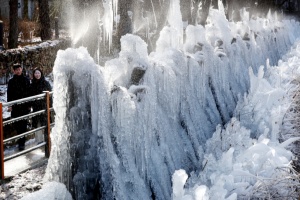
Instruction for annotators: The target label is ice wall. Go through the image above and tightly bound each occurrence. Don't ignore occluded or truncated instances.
[45,8,300,200]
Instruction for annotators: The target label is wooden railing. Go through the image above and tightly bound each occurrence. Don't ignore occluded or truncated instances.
[0,91,54,179]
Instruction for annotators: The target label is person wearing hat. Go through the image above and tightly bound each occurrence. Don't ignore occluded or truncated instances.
[7,64,31,151]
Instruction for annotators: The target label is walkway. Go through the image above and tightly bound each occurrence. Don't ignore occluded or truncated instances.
[4,145,47,178]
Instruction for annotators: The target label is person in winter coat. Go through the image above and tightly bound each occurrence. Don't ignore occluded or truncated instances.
[7,64,31,151]
[29,68,52,144]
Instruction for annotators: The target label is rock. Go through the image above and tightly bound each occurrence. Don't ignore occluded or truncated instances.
[193,42,203,52]
[130,66,146,85]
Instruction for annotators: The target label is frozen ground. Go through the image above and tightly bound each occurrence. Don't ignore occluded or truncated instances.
[0,164,46,200]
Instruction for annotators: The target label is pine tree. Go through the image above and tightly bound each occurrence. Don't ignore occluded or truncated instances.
[23,0,29,19]
[115,0,133,51]
[38,0,51,40]
[8,0,18,49]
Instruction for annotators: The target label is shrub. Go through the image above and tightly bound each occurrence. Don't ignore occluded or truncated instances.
[18,19,40,43]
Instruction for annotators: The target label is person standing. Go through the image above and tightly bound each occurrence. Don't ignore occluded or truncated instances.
[7,64,31,151]
[30,68,52,144]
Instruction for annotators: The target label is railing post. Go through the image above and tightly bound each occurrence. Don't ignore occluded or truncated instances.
[45,91,51,157]
[0,103,4,179]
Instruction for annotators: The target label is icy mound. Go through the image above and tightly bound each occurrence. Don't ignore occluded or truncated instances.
[172,40,300,199]
[20,182,72,200]
[44,8,300,200]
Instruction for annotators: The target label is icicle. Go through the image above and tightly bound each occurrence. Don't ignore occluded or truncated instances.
[102,1,114,52]
[150,0,158,29]
[113,0,118,21]
[167,0,183,49]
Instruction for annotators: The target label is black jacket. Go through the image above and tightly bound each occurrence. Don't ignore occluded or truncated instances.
[30,77,52,112]
[7,74,31,118]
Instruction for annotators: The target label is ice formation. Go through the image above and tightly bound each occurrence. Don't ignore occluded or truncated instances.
[41,2,300,200]
[21,182,72,200]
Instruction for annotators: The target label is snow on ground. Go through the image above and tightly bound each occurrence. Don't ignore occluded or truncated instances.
[0,164,46,200]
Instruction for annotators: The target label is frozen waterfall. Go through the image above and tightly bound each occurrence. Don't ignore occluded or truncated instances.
[43,7,300,200]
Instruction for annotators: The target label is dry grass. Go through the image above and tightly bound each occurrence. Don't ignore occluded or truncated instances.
[0,18,40,48]
[18,19,40,43]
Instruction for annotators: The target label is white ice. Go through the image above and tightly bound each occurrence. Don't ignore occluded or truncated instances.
[21,4,300,200]
[20,182,72,200]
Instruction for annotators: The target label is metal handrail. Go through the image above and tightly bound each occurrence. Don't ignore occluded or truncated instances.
[4,126,46,143]
[0,91,54,179]
[3,109,54,124]
[3,91,53,107]
[4,142,46,162]
[3,110,45,125]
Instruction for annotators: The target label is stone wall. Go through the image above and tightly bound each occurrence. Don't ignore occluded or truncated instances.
[0,39,71,84]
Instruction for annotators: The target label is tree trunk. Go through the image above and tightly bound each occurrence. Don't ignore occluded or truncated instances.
[199,0,211,26]
[191,0,200,25]
[180,0,192,24]
[8,0,18,49]
[38,0,51,40]
[115,0,133,51]
[132,0,144,33]
[256,0,276,16]
[131,0,169,52]
[70,0,104,59]
[23,0,29,19]
[148,0,170,52]
[226,0,242,21]
[32,1,39,22]
[211,0,218,9]
[84,1,102,57]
